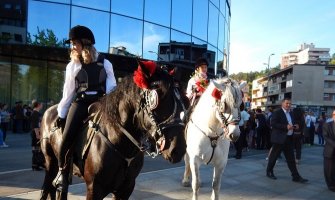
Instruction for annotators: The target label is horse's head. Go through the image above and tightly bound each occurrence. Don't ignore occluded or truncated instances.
[133,61,186,163]
[208,77,243,142]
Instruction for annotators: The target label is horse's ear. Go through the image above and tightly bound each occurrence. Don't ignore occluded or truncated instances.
[133,60,157,89]
[139,61,156,77]
[212,79,225,91]
[239,80,247,90]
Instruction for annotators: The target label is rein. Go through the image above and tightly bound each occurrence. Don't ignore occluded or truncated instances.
[189,118,221,165]
[88,112,144,166]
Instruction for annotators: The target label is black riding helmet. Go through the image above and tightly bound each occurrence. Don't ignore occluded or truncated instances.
[65,25,95,45]
[195,58,208,69]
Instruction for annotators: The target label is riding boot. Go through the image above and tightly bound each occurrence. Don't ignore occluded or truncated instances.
[52,167,69,193]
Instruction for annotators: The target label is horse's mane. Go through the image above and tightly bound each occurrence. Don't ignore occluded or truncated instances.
[202,77,242,109]
[99,75,141,130]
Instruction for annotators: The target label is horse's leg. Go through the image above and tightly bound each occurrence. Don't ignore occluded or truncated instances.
[211,164,225,200]
[182,153,191,187]
[40,153,58,200]
[189,157,201,200]
[86,183,106,200]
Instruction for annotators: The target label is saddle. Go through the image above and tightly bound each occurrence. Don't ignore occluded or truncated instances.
[52,102,102,173]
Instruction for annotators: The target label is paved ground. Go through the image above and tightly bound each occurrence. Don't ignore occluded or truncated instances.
[2,144,334,200]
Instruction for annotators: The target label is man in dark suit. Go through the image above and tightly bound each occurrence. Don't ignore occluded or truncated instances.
[266,98,308,183]
[322,110,335,192]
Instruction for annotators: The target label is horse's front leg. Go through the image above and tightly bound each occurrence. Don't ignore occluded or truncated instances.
[189,157,201,200]
[211,165,224,200]
[182,153,191,187]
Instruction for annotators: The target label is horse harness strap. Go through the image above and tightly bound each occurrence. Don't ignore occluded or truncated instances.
[189,118,221,165]
[88,112,136,167]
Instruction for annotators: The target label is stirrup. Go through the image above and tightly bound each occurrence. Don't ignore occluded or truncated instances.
[52,169,69,193]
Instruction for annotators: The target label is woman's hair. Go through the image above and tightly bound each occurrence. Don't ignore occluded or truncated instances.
[70,39,98,64]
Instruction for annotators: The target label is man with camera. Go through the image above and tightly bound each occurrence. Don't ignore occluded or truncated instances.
[266,98,308,183]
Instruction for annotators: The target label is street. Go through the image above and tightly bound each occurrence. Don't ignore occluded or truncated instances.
[0,132,185,197]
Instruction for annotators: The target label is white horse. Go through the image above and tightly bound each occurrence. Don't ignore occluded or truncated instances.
[181,77,243,200]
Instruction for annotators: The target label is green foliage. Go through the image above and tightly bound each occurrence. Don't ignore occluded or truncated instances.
[229,64,281,93]
[330,53,335,65]
[27,27,67,48]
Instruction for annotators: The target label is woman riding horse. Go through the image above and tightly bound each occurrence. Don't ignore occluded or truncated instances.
[52,25,117,193]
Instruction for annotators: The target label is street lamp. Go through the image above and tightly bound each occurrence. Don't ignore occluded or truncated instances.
[148,50,163,61]
[265,53,275,109]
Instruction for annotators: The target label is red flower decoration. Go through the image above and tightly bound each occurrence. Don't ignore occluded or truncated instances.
[195,79,209,93]
[133,61,157,89]
[211,88,222,100]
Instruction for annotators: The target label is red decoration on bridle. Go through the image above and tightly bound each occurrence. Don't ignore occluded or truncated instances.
[133,61,157,89]
[211,88,222,100]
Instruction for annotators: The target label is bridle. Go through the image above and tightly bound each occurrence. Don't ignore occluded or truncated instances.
[215,100,241,136]
[139,80,186,157]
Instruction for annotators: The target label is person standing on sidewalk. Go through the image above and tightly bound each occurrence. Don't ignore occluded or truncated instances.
[322,109,335,192]
[266,98,308,183]
[30,101,44,170]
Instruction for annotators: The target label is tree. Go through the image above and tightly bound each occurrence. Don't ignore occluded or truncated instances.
[330,53,335,65]
[27,27,67,48]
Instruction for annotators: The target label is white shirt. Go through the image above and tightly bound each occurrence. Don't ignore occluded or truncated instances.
[282,108,293,135]
[57,59,117,118]
[186,77,196,99]
[238,110,250,126]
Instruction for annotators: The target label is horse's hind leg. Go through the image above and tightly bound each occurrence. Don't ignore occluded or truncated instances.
[40,154,58,200]
[182,153,191,187]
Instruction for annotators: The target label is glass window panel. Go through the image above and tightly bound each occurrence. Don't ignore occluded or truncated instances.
[171,0,192,33]
[143,22,170,61]
[217,51,226,72]
[47,61,66,108]
[71,6,110,52]
[218,14,225,52]
[11,58,48,106]
[43,0,70,4]
[192,0,208,41]
[170,30,191,62]
[208,3,218,47]
[211,0,219,8]
[110,14,143,57]
[111,0,143,19]
[144,0,171,27]
[220,0,226,14]
[0,56,11,104]
[72,0,110,11]
[191,36,208,62]
[207,45,217,71]
[28,1,70,46]
[171,30,191,43]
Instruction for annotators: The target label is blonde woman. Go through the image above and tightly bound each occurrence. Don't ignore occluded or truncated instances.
[53,25,117,192]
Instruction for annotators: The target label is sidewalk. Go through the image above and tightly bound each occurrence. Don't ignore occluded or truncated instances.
[4,145,333,200]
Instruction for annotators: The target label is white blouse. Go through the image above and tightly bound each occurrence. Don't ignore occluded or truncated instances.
[57,59,117,118]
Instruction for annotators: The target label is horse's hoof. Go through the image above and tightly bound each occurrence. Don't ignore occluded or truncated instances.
[181,180,191,187]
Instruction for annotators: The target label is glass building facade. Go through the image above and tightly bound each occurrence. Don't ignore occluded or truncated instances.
[0,0,231,109]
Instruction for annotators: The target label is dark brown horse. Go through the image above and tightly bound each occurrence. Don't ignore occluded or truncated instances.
[39,61,187,200]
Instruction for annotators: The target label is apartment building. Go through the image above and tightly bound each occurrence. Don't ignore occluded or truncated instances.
[281,43,330,69]
[251,64,335,117]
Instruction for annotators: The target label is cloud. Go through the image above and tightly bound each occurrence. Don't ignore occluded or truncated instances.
[229,42,268,74]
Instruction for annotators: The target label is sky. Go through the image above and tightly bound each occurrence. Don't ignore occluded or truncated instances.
[229,0,335,74]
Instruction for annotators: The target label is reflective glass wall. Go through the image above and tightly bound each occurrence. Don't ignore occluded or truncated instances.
[27,0,231,72]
